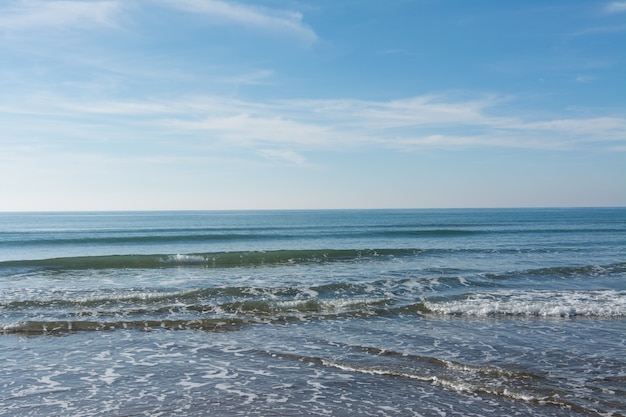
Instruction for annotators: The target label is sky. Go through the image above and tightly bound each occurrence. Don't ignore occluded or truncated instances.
[0,0,624,211]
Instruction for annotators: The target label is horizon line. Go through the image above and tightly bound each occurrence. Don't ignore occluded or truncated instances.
[1,206,624,214]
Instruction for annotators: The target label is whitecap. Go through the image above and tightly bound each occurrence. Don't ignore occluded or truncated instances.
[425,290,626,317]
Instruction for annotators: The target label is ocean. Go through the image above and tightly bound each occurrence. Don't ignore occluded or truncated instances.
[0,208,624,416]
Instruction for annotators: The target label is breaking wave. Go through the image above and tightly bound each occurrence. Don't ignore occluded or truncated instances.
[425,290,626,317]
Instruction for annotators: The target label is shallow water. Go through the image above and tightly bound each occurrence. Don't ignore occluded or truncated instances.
[1,209,625,416]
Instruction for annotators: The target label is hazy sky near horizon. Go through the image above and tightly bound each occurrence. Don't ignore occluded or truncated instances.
[1,0,625,211]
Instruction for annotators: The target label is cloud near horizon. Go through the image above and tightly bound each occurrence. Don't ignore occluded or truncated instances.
[2,93,624,160]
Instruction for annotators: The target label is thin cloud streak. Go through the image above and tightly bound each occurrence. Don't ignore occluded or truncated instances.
[222,70,275,86]
[168,114,335,147]
[159,0,318,42]
[259,149,308,166]
[2,93,625,155]
[0,0,122,31]
[605,1,626,13]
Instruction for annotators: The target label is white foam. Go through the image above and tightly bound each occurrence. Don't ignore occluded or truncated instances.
[100,368,120,385]
[319,297,389,311]
[425,290,626,317]
[215,383,258,405]
[177,374,210,390]
[200,365,235,379]
[164,254,207,264]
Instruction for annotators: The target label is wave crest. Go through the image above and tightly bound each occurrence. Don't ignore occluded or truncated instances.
[425,290,626,317]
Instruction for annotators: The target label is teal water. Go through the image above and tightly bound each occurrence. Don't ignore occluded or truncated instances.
[1,209,625,416]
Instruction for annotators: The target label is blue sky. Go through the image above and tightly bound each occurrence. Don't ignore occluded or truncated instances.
[0,0,624,210]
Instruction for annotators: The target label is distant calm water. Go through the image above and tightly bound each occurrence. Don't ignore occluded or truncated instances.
[1,209,625,416]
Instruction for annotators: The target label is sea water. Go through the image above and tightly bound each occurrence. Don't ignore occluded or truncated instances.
[1,208,624,416]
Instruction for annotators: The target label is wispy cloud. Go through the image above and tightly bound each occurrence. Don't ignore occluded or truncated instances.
[0,0,122,31]
[168,113,335,147]
[575,75,595,83]
[2,93,625,159]
[605,1,626,13]
[258,149,308,166]
[159,0,317,42]
[222,70,274,85]
[570,24,626,37]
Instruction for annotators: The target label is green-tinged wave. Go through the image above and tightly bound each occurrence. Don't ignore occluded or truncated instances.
[1,298,408,335]
[0,281,394,311]
[0,249,421,271]
[484,262,626,279]
[1,318,246,335]
[0,231,291,247]
[4,286,625,337]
